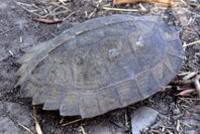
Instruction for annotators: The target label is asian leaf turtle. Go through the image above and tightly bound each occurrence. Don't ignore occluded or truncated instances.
[16,14,185,118]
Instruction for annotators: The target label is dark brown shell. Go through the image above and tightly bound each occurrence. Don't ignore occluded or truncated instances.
[16,15,185,118]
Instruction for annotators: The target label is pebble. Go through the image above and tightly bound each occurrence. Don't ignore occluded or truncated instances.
[131,106,159,134]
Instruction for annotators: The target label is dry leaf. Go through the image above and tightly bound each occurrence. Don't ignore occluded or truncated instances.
[113,0,173,6]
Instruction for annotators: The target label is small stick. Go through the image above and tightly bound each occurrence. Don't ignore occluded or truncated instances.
[113,0,173,6]
[15,1,43,17]
[183,40,200,48]
[187,2,200,7]
[109,120,124,128]
[18,123,34,134]
[166,129,174,134]
[176,120,181,132]
[170,79,193,86]
[183,72,197,80]
[62,118,82,126]
[0,27,15,35]
[80,126,87,134]
[8,50,14,56]
[63,11,76,21]
[33,107,43,134]
[59,117,64,124]
[50,2,71,10]
[41,9,70,18]
[32,18,63,24]
[179,97,200,101]
[179,0,187,5]
[102,6,140,12]
[178,89,195,96]
[178,71,193,76]
[194,75,200,96]
[139,3,147,12]
[125,109,129,131]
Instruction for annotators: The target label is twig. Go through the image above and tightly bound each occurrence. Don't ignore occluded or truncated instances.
[176,120,181,132]
[59,117,64,124]
[113,0,173,6]
[178,0,187,6]
[179,97,200,101]
[15,1,33,7]
[139,3,147,12]
[170,80,192,86]
[183,40,200,48]
[110,120,124,128]
[187,2,200,7]
[178,71,194,76]
[125,109,129,131]
[62,118,82,126]
[42,10,71,18]
[32,18,63,24]
[33,107,43,134]
[148,129,161,133]
[0,27,15,35]
[63,11,76,21]
[50,2,71,11]
[102,6,140,12]
[80,126,87,134]
[15,1,43,17]
[182,72,197,80]
[194,75,200,96]
[8,50,14,56]
[18,123,34,134]
[178,89,195,96]
[166,129,174,134]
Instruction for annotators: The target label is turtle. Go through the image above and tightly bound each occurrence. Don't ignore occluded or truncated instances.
[15,14,185,118]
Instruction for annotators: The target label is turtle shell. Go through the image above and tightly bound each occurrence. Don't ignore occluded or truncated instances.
[16,14,185,118]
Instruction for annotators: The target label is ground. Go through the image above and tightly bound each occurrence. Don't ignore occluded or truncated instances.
[0,0,200,134]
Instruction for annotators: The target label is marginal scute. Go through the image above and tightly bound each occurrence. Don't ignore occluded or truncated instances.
[32,89,46,105]
[43,100,61,111]
[43,86,64,110]
[97,87,121,114]
[16,15,185,118]
[59,93,80,116]
[79,92,101,118]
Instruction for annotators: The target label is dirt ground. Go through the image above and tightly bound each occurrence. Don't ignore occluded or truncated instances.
[0,0,200,134]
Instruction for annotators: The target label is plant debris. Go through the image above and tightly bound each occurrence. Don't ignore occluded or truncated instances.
[33,107,43,134]
[32,18,63,24]
[113,0,173,6]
